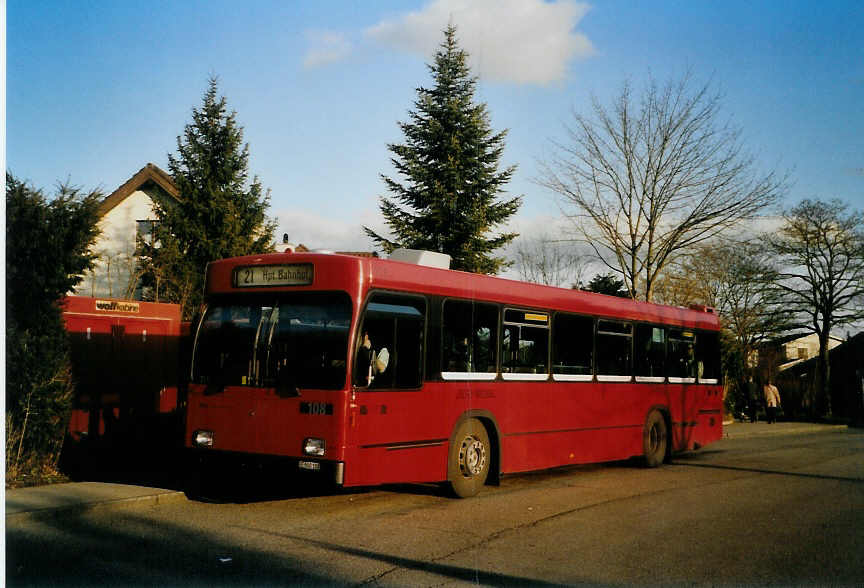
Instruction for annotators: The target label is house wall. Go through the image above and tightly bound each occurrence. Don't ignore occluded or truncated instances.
[781,333,841,363]
[78,186,164,299]
[776,332,864,420]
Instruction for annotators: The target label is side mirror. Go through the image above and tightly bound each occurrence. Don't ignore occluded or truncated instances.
[375,348,390,373]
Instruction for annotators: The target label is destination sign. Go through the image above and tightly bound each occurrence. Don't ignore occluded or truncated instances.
[234,263,314,287]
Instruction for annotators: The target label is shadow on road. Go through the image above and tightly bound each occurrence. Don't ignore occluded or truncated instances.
[8,507,571,586]
[671,459,864,483]
[60,440,186,491]
[183,464,457,504]
[7,508,334,586]
[239,528,571,587]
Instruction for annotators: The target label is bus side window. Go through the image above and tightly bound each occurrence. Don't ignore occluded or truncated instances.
[394,312,424,387]
[695,331,720,382]
[596,320,633,378]
[635,325,666,379]
[442,300,498,375]
[502,309,549,374]
[668,329,696,380]
[552,314,593,377]
[358,294,426,390]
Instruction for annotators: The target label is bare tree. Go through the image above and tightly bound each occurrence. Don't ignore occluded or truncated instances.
[119,238,146,300]
[512,233,586,287]
[770,198,864,416]
[96,248,119,297]
[540,72,784,301]
[656,239,789,353]
[653,239,790,415]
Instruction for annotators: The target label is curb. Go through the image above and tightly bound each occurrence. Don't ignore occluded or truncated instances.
[723,423,847,440]
[6,490,188,524]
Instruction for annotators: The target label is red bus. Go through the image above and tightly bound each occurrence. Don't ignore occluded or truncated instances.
[185,250,722,497]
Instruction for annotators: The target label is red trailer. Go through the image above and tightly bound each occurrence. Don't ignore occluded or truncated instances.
[62,296,182,444]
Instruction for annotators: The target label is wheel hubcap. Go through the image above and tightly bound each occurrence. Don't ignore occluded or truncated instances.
[459,435,487,477]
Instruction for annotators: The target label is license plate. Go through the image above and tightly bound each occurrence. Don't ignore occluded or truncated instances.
[298,461,320,471]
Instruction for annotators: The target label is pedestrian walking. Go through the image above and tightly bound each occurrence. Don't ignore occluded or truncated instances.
[764,381,781,424]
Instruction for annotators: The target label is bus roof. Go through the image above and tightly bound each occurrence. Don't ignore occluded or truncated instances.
[206,252,720,331]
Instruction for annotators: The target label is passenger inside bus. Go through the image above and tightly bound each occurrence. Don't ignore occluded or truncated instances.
[355,330,390,387]
[449,336,471,372]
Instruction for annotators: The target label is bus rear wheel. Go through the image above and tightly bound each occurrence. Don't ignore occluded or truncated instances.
[642,410,668,468]
[448,418,490,498]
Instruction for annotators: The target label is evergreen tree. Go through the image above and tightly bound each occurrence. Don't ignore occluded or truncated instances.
[140,77,276,318]
[582,272,630,297]
[6,174,101,480]
[365,25,521,274]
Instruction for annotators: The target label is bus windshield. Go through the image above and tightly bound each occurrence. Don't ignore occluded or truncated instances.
[192,292,352,391]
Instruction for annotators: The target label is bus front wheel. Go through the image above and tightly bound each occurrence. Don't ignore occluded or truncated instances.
[448,418,490,498]
[642,410,668,468]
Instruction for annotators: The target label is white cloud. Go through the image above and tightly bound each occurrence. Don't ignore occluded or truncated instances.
[365,0,595,85]
[275,208,385,253]
[303,31,353,68]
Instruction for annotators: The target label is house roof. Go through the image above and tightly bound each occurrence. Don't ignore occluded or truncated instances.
[97,163,180,217]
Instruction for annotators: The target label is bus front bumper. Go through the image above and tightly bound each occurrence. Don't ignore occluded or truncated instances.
[185,449,345,486]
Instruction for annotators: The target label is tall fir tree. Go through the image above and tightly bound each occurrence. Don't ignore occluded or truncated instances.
[140,77,276,318]
[365,25,521,274]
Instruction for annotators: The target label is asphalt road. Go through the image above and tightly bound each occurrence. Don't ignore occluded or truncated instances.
[7,427,864,586]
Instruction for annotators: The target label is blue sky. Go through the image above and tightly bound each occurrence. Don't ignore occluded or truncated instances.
[7,0,864,253]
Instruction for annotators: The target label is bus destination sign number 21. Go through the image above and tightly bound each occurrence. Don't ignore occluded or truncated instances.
[234,264,314,287]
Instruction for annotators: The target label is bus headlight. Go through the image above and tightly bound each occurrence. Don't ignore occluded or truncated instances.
[193,429,214,448]
[303,437,326,456]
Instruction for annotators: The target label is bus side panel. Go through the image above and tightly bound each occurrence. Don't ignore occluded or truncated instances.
[666,384,725,451]
[501,428,642,473]
[342,379,724,487]
[496,381,645,474]
[343,386,450,487]
[342,445,448,487]
[691,385,724,449]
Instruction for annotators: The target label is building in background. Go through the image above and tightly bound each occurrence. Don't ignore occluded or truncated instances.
[763,332,844,372]
[78,164,180,299]
[771,332,864,422]
[760,332,854,420]
[79,165,378,300]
